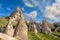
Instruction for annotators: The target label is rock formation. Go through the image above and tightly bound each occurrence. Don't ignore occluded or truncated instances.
[47,22,55,31]
[0,33,17,40]
[55,27,60,32]
[42,19,52,34]
[10,7,20,22]
[4,17,14,36]
[0,27,5,33]
[36,23,42,32]
[4,7,21,36]
[13,7,28,40]
[29,18,38,33]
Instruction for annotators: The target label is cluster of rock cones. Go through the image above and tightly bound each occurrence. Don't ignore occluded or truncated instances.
[0,7,52,40]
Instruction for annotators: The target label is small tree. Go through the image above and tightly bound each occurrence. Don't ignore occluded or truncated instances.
[54,24,58,28]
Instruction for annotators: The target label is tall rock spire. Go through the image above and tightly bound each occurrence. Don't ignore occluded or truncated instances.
[16,7,20,11]
[4,7,21,36]
[42,19,52,34]
[10,7,21,22]
[13,7,28,40]
[29,18,38,33]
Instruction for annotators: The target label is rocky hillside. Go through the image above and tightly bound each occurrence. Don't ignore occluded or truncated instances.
[0,7,60,40]
[0,17,60,40]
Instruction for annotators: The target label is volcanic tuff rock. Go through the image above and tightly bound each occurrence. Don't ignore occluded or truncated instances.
[42,19,52,34]
[0,33,17,40]
[4,17,14,36]
[10,7,20,22]
[4,7,21,36]
[13,7,28,40]
[28,18,38,33]
[55,27,60,32]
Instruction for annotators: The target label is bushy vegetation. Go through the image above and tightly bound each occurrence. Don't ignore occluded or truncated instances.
[0,17,8,27]
[0,17,16,28]
[54,24,58,28]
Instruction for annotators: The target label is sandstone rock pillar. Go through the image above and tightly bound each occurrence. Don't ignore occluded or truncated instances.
[29,18,38,33]
[4,17,14,36]
[13,7,28,40]
[42,19,52,34]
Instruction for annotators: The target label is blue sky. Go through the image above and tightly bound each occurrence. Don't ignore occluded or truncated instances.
[0,0,59,22]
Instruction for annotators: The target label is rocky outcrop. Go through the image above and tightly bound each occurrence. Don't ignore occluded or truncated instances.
[42,19,52,34]
[0,33,17,40]
[47,22,55,31]
[55,27,60,32]
[10,7,20,22]
[4,7,21,36]
[36,23,42,32]
[4,17,14,36]
[0,27,5,33]
[13,7,28,40]
[28,18,38,33]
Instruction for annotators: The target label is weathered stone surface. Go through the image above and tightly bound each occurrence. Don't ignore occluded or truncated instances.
[32,23,38,33]
[47,22,55,31]
[0,33,17,40]
[4,17,14,36]
[28,18,38,33]
[4,7,21,36]
[0,27,5,33]
[36,23,42,32]
[42,19,52,34]
[10,7,20,22]
[55,27,60,32]
[13,7,28,40]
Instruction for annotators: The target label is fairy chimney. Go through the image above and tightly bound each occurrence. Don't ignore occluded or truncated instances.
[4,7,21,36]
[10,7,20,22]
[13,7,28,40]
[29,18,38,33]
[42,19,52,34]
[4,17,14,36]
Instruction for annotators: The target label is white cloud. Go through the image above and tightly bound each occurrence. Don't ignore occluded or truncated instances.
[29,11,37,18]
[6,7,11,11]
[23,0,34,7]
[44,0,60,22]
[24,11,37,19]
[21,7,25,11]
[31,0,40,6]
[23,0,53,12]
[55,0,60,4]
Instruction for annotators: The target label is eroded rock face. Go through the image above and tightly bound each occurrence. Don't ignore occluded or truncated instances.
[10,7,20,22]
[4,17,14,36]
[0,33,17,40]
[55,27,60,32]
[42,20,52,34]
[13,7,28,40]
[4,7,21,36]
[28,18,38,33]
[0,27,5,33]
[32,23,38,33]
